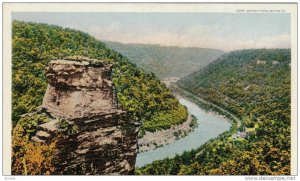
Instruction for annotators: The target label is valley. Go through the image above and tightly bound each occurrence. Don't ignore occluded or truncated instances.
[138,49,291,175]
[10,20,291,175]
[105,41,224,79]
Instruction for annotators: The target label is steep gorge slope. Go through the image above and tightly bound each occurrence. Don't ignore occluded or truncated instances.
[138,49,291,175]
[105,41,224,79]
[12,21,187,132]
[11,21,188,174]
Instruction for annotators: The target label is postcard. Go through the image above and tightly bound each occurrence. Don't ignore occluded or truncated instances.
[2,2,298,177]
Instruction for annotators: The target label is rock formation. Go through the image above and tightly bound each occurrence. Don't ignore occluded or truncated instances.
[31,56,140,175]
[42,56,115,119]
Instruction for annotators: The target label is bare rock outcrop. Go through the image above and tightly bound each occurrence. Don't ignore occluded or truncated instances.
[32,56,140,175]
[42,56,115,119]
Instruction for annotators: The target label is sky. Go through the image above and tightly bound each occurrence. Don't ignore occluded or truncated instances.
[12,12,291,51]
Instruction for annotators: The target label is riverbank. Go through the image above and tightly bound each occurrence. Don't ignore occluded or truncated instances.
[171,84,242,128]
[138,113,198,153]
[136,86,243,167]
[137,84,241,154]
[136,96,231,167]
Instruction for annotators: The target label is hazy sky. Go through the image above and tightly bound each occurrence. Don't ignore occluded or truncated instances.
[12,12,291,51]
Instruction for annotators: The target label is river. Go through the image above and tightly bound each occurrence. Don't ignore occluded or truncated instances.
[135,96,231,168]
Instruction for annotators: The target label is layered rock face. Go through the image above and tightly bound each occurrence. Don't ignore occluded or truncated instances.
[34,56,140,175]
[42,57,115,119]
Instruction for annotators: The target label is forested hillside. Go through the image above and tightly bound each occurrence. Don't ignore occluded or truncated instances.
[138,49,291,175]
[12,21,187,133]
[105,41,224,79]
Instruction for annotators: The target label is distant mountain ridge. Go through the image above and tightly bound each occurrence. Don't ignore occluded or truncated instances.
[105,41,224,79]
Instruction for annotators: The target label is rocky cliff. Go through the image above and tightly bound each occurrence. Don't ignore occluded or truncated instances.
[30,56,140,175]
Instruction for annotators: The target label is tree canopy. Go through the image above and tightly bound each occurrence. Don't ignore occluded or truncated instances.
[138,49,291,175]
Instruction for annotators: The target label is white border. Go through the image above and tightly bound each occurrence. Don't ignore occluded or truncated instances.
[2,2,298,177]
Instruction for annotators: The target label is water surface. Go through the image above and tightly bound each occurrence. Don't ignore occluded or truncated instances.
[136,97,231,167]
